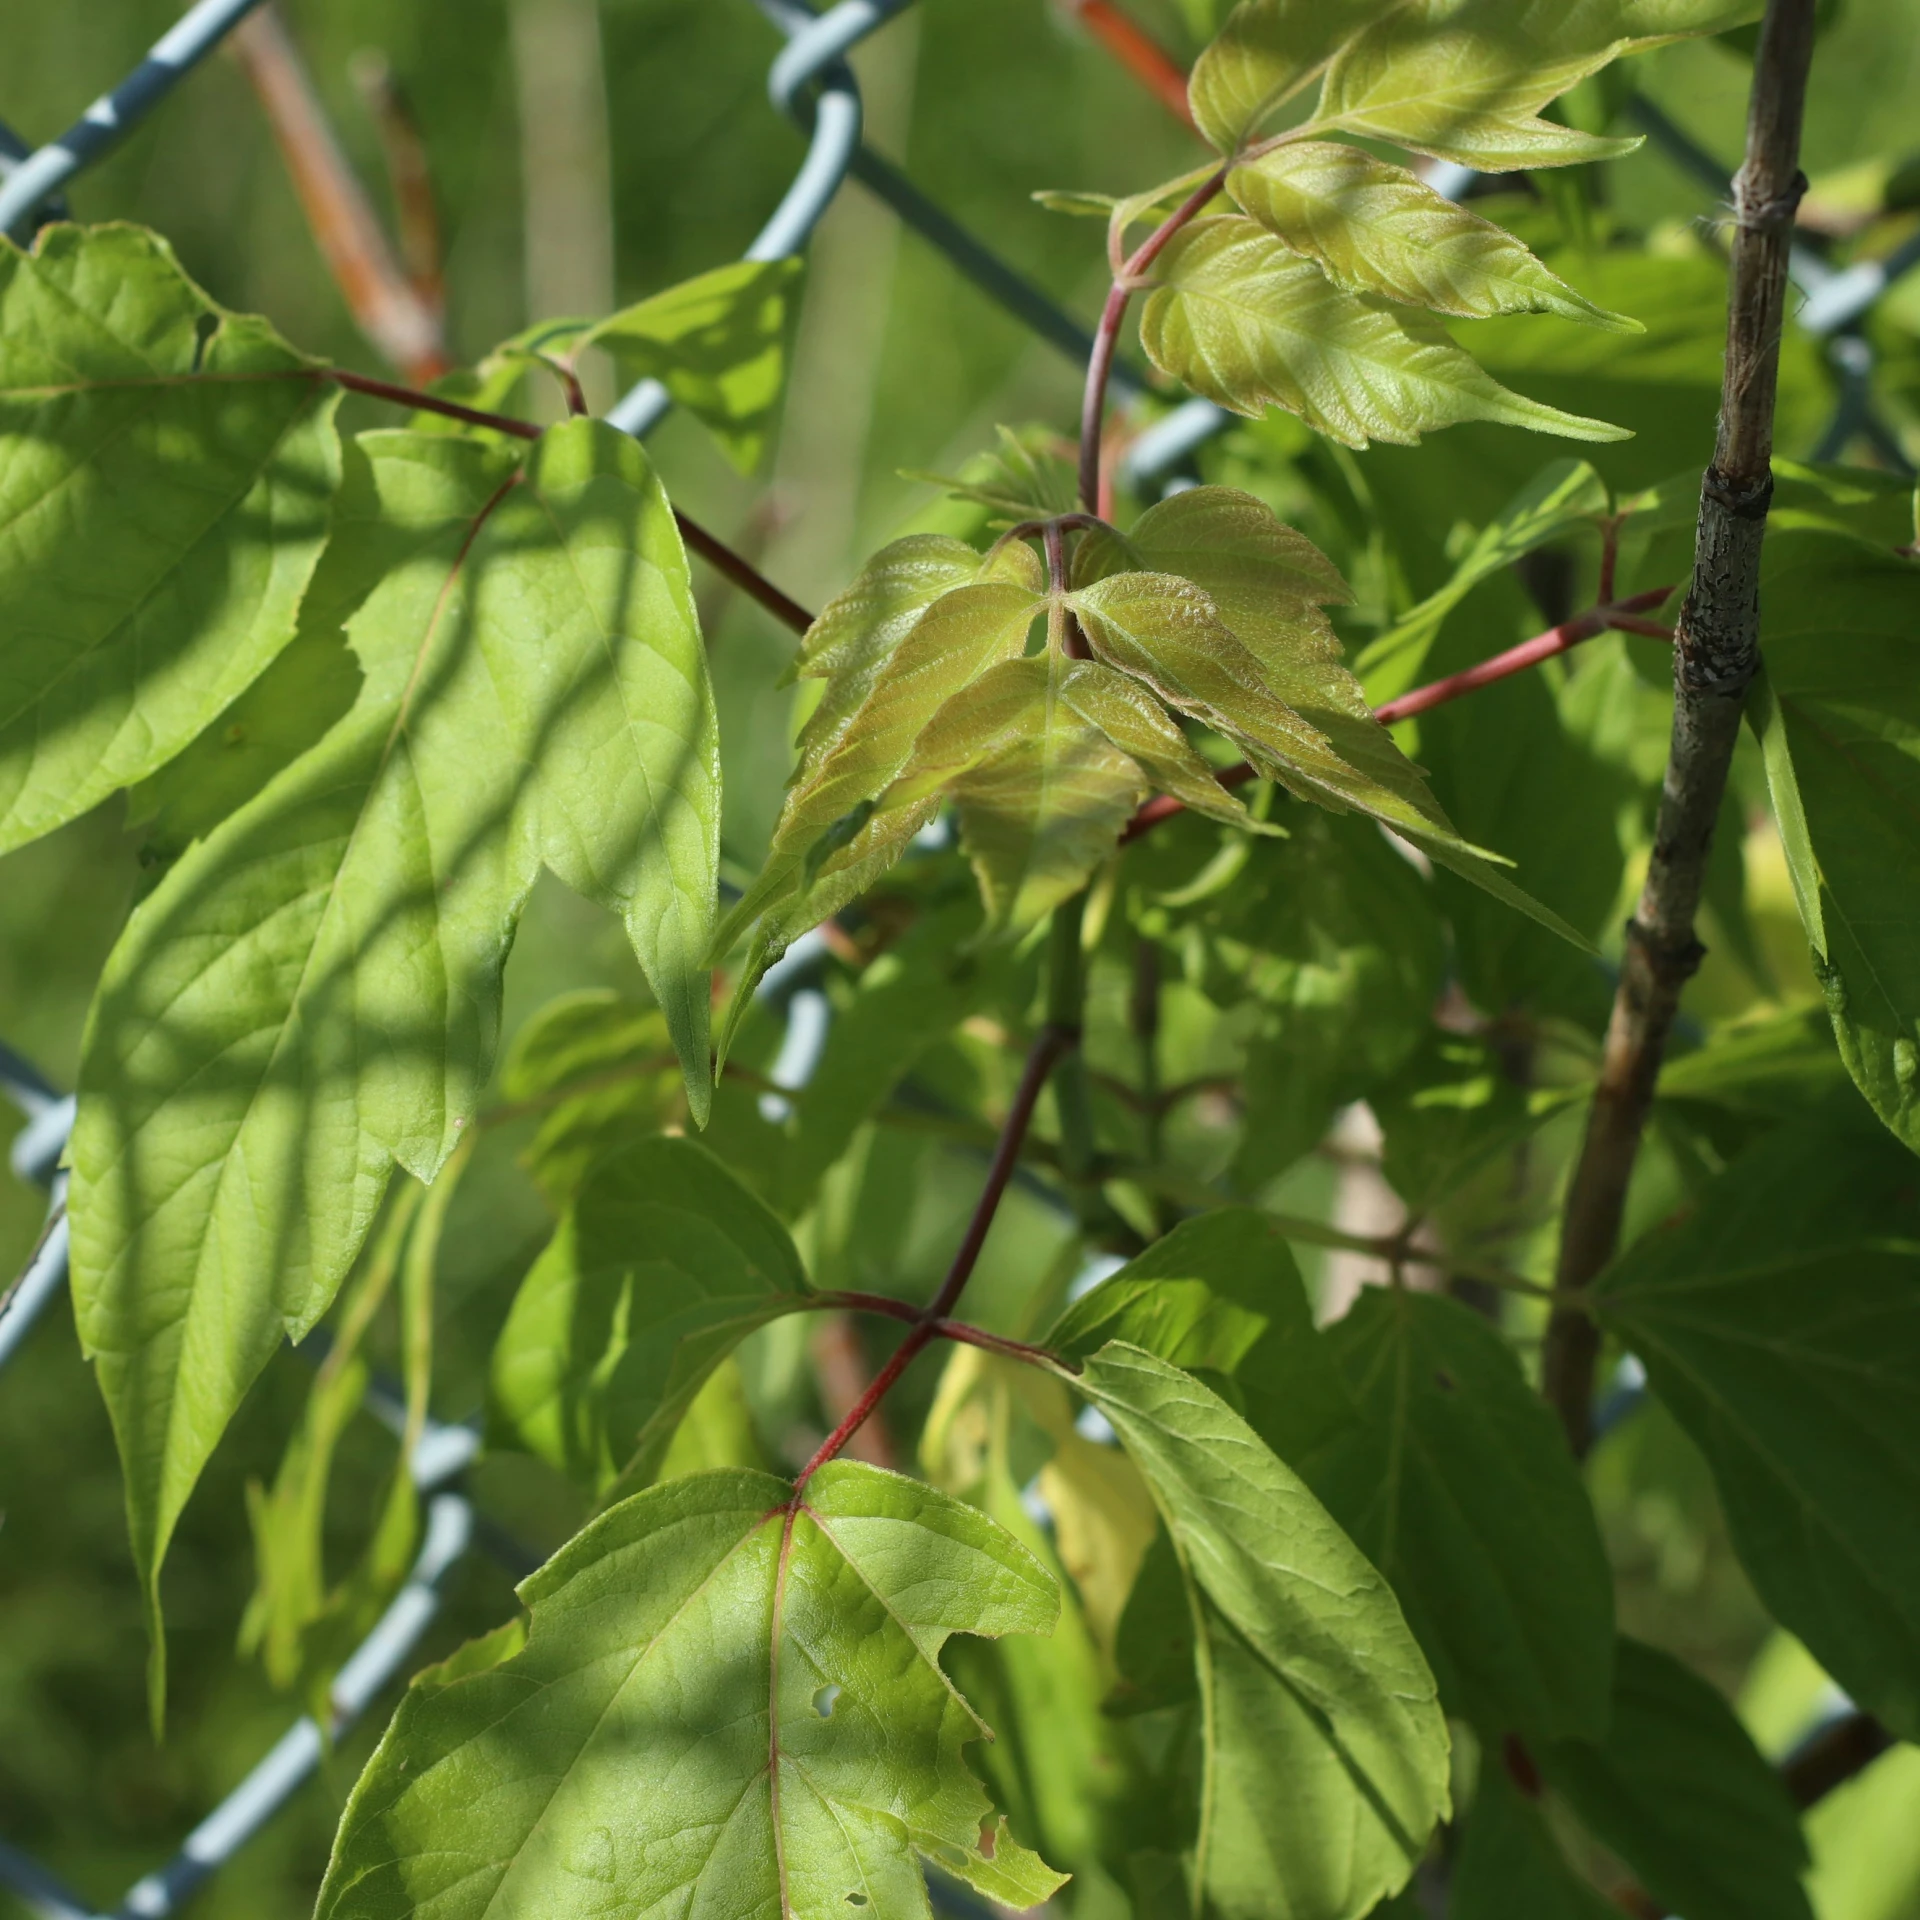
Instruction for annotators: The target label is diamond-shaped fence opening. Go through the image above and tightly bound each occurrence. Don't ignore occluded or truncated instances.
[0,1,1913,1913]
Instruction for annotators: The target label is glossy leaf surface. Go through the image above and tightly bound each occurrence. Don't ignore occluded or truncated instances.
[316,1464,1065,1919]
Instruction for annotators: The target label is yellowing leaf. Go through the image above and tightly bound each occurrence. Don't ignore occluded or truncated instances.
[1229,141,1637,329]
[316,1465,1066,1919]
[1140,217,1629,448]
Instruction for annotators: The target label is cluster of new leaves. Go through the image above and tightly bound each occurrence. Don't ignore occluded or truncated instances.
[0,222,803,1704]
[715,484,1581,1009]
[1112,0,1765,445]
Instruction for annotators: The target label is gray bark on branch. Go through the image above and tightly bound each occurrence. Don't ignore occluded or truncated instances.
[1541,0,1819,1455]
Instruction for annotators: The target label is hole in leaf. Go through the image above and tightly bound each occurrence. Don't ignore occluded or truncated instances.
[813,1684,842,1719]
[190,310,219,373]
[979,1819,998,1859]
[846,1895,868,1907]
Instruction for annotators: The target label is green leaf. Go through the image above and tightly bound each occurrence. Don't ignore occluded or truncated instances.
[1188,0,1404,155]
[1355,459,1610,699]
[70,421,719,1702]
[316,1463,1066,1918]
[716,565,1047,957]
[1451,1764,1618,1920]
[901,424,1080,524]
[496,990,684,1203]
[491,1136,813,1495]
[1310,1,1759,169]
[581,258,802,471]
[1228,142,1637,330]
[1071,565,1595,950]
[1749,532,1920,1152]
[1541,1638,1814,1920]
[1140,218,1630,448]
[1594,1102,1920,1739]
[0,223,341,852]
[1318,1288,1615,1743]
[1074,1342,1450,1920]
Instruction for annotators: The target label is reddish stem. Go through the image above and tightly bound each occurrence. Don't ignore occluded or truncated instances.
[818,1292,1069,1370]
[794,1025,1076,1486]
[1079,166,1227,513]
[1066,0,1195,126]
[1118,587,1678,842]
[326,369,817,636]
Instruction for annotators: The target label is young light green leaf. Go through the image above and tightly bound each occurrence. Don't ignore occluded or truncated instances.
[1355,459,1611,699]
[0,223,340,852]
[1594,1102,1920,1740]
[581,257,802,470]
[1188,0,1406,155]
[1074,1342,1450,1920]
[891,656,1148,931]
[901,425,1080,525]
[316,1464,1066,1919]
[1071,567,1594,949]
[491,1136,813,1495]
[1749,532,1920,1152]
[1140,218,1629,448]
[1541,1638,1815,1920]
[1228,142,1637,329]
[70,422,719,1706]
[714,568,1046,957]
[1451,1765,1619,1920]
[1319,1288,1616,1743]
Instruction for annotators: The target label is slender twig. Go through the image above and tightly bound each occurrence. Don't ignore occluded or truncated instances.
[1062,0,1195,127]
[1081,165,1227,513]
[231,7,448,383]
[807,1313,895,1469]
[1541,0,1818,1456]
[793,1025,1076,1487]
[349,51,445,313]
[325,370,818,636]
[1118,588,1679,843]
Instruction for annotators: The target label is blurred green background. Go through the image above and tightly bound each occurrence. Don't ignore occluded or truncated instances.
[1,1,1918,1913]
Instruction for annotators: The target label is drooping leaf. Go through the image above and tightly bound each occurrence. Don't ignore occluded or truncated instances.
[901,424,1080,524]
[316,1464,1066,1919]
[1594,1101,1920,1739]
[495,990,683,1203]
[1188,0,1405,155]
[0,223,340,852]
[714,562,1047,961]
[70,422,719,1701]
[1139,217,1630,448]
[1355,459,1610,699]
[1073,1342,1450,1920]
[490,1136,814,1495]
[581,257,802,470]
[1541,1638,1815,1920]
[1071,567,1594,948]
[1317,1288,1615,1743]
[1311,1,1762,170]
[1749,532,1920,1152]
[1228,142,1636,330]
[1451,1764,1618,1920]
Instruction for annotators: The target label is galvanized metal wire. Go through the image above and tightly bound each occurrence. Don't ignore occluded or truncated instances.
[0,2,1912,1912]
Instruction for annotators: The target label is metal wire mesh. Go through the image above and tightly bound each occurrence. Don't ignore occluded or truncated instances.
[0,0,1914,1912]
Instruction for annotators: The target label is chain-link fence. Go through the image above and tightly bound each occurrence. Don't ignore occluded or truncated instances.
[0,0,1913,1913]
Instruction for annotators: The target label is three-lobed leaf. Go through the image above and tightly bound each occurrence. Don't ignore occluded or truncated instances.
[0,223,340,853]
[316,1463,1066,1919]
[70,421,719,1701]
